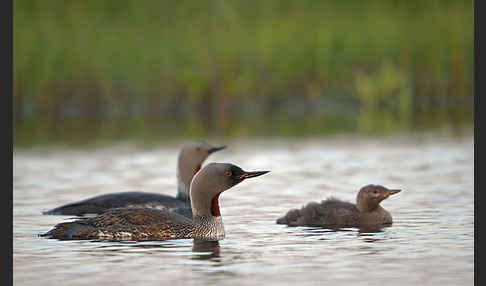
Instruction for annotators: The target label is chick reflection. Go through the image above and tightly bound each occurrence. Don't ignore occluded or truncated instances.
[358,225,386,235]
[191,240,221,261]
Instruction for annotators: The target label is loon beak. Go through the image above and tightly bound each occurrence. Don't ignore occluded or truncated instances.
[387,189,402,196]
[208,145,227,154]
[240,170,270,180]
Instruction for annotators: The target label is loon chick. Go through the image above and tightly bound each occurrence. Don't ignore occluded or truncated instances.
[42,141,226,216]
[41,163,269,241]
[276,185,401,228]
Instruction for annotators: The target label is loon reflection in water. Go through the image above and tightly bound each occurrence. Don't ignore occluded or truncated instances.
[192,240,221,261]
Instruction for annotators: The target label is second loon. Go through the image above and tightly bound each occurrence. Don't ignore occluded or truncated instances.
[42,141,226,216]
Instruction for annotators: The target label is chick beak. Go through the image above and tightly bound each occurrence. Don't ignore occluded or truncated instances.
[239,171,270,180]
[385,189,402,198]
[388,189,402,195]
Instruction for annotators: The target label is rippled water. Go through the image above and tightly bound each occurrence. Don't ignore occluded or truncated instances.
[13,133,474,286]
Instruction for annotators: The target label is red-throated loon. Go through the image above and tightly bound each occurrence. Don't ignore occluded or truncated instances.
[42,141,226,216]
[41,163,269,241]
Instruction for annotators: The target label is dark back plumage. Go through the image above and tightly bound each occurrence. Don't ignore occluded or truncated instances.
[41,208,193,240]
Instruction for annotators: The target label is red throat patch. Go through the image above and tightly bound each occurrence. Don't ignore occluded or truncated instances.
[194,164,201,175]
[211,193,221,217]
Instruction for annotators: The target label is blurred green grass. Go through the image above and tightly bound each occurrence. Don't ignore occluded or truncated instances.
[13,0,473,146]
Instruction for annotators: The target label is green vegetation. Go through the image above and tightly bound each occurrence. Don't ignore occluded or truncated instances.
[13,0,473,146]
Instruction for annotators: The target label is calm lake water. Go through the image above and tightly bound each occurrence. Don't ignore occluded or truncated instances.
[13,133,474,286]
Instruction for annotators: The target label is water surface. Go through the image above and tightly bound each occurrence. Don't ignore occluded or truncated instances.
[13,133,474,285]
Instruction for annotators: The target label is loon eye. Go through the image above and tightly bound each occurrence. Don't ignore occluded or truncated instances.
[225,170,232,177]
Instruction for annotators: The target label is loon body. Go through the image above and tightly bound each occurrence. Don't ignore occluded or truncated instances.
[42,163,269,241]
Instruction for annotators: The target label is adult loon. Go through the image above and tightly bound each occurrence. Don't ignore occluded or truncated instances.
[42,141,226,216]
[41,163,269,241]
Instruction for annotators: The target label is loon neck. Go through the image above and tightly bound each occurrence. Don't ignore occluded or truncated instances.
[356,193,381,212]
[190,184,222,218]
[176,182,190,202]
[357,202,384,213]
[176,170,191,202]
[191,215,225,241]
[176,164,202,202]
[190,188,225,240]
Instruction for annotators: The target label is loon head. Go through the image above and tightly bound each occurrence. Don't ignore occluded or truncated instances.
[177,141,226,200]
[356,184,401,212]
[189,162,269,217]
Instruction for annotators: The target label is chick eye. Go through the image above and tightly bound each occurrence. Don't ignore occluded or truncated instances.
[196,147,201,151]
[225,171,232,177]
[373,190,378,194]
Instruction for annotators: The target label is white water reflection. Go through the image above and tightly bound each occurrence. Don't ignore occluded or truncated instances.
[13,133,474,286]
